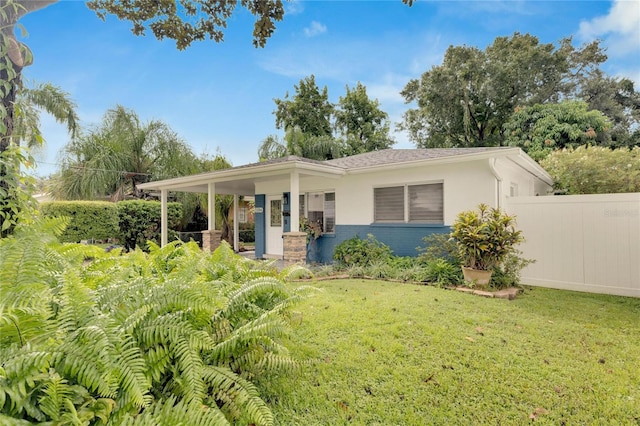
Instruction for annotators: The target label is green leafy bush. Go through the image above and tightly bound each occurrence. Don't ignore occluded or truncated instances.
[117,200,182,251]
[0,218,311,425]
[541,145,640,194]
[417,233,460,265]
[333,234,393,268]
[39,200,119,242]
[0,146,37,237]
[451,204,524,271]
[490,249,535,289]
[424,258,463,287]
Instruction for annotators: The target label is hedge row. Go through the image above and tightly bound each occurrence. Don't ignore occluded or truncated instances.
[39,200,182,250]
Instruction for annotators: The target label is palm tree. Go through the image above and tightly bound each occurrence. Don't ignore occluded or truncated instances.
[257,126,344,161]
[52,105,196,201]
[12,82,79,149]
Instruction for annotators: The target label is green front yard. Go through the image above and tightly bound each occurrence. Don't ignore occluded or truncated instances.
[258,279,640,425]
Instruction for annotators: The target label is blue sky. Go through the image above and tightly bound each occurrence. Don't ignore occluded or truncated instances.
[19,0,640,176]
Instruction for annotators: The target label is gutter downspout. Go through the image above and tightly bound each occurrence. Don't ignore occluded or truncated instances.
[489,158,503,209]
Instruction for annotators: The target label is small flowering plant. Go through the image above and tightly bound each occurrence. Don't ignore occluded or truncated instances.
[300,217,322,243]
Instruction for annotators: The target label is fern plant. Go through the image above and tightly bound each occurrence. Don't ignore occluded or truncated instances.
[1,220,311,425]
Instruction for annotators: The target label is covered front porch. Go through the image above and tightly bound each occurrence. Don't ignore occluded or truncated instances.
[137,156,344,264]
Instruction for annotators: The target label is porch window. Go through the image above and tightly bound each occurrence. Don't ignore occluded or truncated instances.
[304,192,335,233]
[270,200,281,227]
[374,183,443,224]
[238,207,247,224]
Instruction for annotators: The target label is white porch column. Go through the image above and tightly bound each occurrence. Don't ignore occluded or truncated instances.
[160,189,168,246]
[233,193,239,252]
[208,183,216,230]
[203,183,222,252]
[290,170,300,232]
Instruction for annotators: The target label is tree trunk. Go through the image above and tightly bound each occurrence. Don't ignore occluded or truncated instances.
[1,0,58,152]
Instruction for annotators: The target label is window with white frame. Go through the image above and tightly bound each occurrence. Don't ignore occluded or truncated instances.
[374,183,443,224]
[238,207,247,224]
[301,191,335,233]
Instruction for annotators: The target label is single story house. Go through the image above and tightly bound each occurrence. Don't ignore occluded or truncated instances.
[137,147,552,263]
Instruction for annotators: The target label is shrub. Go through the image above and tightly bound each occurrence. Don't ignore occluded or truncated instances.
[0,218,311,425]
[333,234,393,268]
[424,258,463,287]
[490,249,535,289]
[541,145,640,194]
[451,204,524,271]
[39,201,119,242]
[418,233,460,265]
[116,200,182,251]
[238,221,256,242]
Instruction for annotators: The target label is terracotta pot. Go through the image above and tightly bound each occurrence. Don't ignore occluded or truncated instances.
[462,266,493,287]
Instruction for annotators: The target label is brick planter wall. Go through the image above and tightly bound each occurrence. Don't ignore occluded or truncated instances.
[202,230,222,252]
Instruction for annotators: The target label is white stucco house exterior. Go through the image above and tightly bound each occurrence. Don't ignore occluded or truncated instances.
[138,147,552,263]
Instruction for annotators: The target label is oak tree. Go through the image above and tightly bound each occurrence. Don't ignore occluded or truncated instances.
[400,33,607,148]
[335,82,395,155]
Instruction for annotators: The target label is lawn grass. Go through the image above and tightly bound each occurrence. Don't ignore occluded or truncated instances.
[256,280,640,425]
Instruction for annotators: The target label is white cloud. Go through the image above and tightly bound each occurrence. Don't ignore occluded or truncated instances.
[304,21,327,38]
[365,73,412,104]
[578,0,640,55]
[286,0,304,15]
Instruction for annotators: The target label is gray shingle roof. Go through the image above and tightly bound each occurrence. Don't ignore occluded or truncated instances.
[231,155,330,170]
[324,148,510,169]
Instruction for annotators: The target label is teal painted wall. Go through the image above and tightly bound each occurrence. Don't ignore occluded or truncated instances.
[313,224,451,264]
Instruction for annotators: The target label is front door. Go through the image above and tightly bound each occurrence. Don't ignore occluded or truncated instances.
[265,195,283,257]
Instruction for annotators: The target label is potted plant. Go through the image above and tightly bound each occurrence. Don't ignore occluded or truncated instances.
[451,204,524,287]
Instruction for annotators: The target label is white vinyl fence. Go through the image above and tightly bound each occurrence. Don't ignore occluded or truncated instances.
[505,193,640,298]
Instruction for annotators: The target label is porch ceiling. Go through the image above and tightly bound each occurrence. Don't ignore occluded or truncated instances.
[159,175,290,195]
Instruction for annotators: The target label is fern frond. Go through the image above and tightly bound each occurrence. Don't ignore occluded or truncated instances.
[0,306,55,347]
[38,373,72,420]
[0,347,54,420]
[0,413,33,425]
[202,365,273,426]
[208,316,287,365]
[55,337,117,398]
[171,335,205,405]
[277,263,312,281]
[222,278,291,323]
[144,345,171,383]
[119,397,231,426]
[111,336,152,411]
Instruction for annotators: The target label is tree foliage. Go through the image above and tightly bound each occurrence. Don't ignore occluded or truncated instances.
[274,75,334,138]
[0,218,313,424]
[540,145,640,194]
[53,106,198,202]
[335,82,394,156]
[504,101,610,161]
[578,72,640,147]
[263,78,393,160]
[0,146,37,237]
[400,33,608,148]
[12,82,79,149]
[87,0,285,50]
[258,127,344,161]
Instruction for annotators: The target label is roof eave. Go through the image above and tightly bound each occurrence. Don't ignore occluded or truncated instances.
[137,159,345,192]
[344,148,523,174]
